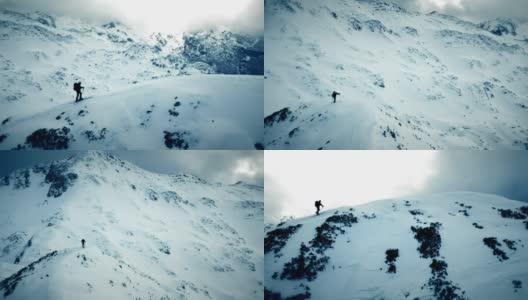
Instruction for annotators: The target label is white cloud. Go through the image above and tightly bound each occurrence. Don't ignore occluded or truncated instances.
[0,0,263,33]
[264,151,437,221]
[265,150,528,223]
[412,0,528,21]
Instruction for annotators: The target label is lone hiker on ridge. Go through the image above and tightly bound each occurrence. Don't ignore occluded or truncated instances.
[81,239,86,248]
[315,200,324,215]
[331,91,340,103]
[74,82,84,102]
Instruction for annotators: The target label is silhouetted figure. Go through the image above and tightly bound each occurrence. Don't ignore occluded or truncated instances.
[81,239,86,248]
[74,82,84,102]
[315,200,324,215]
[331,91,340,103]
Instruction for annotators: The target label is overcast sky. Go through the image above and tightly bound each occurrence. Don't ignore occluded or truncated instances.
[397,0,528,21]
[0,151,263,186]
[265,151,528,223]
[0,0,263,34]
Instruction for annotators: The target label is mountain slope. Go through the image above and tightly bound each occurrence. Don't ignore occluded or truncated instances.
[264,0,528,149]
[0,75,263,150]
[0,152,263,299]
[0,8,264,149]
[265,192,528,299]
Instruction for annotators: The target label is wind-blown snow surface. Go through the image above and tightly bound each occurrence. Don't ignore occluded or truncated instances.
[265,192,528,299]
[0,152,263,299]
[0,8,264,149]
[264,0,528,150]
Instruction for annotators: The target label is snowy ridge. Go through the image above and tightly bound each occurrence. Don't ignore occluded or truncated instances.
[264,0,528,149]
[265,192,528,299]
[0,8,263,149]
[0,152,263,299]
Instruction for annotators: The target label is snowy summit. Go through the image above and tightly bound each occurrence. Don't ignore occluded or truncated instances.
[265,192,528,299]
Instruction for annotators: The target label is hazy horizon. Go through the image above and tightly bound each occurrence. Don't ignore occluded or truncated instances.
[265,151,528,223]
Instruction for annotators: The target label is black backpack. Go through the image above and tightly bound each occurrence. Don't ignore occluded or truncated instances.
[73,82,79,91]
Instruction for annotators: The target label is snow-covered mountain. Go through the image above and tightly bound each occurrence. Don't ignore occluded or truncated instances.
[265,192,528,299]
[264,0,528,150]
[0,152,263,299]
[0,8,264,149]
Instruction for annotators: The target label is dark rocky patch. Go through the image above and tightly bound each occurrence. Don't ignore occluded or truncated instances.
[411,222,442,258]
[254,142,264,150]
[1,232,27,257]
[385,248,399,273]
[265,289,282,300]
[13,236,32,264]
[0,250,58,297]
[457,202,472,209]
[23,127,72,150]
[83,128,107,141]
[472,222,484,229]
[409,210,423,216]
[374,77,385,88]
[182,31,263,75]
[281,242,327,281]
[164,130,192,149]
[45,161,78,198]
[161,191,193,207]
[13,170,30,189]
[265,108,293,127]
[1,117,10,125]
[524,221,528,230]
[174,101,181,107]
[78,110,88,117]
[382,126,397,139]
[168,109,179,117]
[497,208,526,219]
[281,213,357,281]
[502,239,517,250]
[159,242,171,255]
[199,197,217,208]
[512,280,522,292]
[404,200,411,207]
[348,17,362,31]
[145,189,159,201]
[426,259,467,300]
[482,237,509,261]
[458,209,469,217]
[411,220,467,299]
[288,127,300,138]
[519,206,528,215]
[361,212,376,219]
[0,134,7,143]
[265,224,303,256]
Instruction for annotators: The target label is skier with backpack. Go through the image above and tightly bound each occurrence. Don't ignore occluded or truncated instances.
[315,200,324,215]
[73,82,84,102]
[81,238,86,248]
[331,91,340,103]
